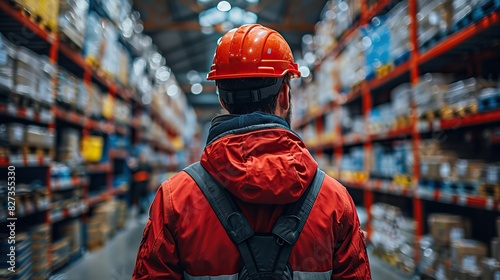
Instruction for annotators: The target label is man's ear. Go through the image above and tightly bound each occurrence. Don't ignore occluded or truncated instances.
[278,83,290,112]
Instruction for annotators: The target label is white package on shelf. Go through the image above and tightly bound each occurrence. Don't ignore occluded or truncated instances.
[391,83,412,118]
[413,73,452,116]
[15,47,39,98]
[0,34,17,90]
[387,0,410,63]
[36,56,56,105]
[59,0,89,48]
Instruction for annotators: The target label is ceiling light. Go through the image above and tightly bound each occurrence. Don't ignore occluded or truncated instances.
[217,1,231,12]
[246,0,259,3]
[167,84,180,97]
[304,52,316,65]
[299,66,311,78]
[156,66,171,82]
[201,27,214,34]
[191,83,203,94]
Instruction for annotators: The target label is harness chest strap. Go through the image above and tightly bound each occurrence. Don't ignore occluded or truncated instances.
[184,162,325,279]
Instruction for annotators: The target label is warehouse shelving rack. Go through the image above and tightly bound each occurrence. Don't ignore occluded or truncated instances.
[0,0,183,274]
[294,0,500,263]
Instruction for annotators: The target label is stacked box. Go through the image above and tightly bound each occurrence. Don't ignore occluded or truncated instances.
[87,209,107,251]
[116,200,128,229]
[428,213,470,246]
[58,0,89,48]
[13,0,39,16]
[417,0,453,47]
[87,83,103,118]
[58,128,81,163]
[414,73,452,118]
[36,57,56,105]
[0,34,17,91]
[51,238,70,271]
[39,0,60,31]
[443,78,496,119]
[15,47,38,99]
[62,219,82,257]
[451,239,487,272]
[30,224,50,280]
[387,0,410,64]
[57,68,79,107]
[370,203,417,274]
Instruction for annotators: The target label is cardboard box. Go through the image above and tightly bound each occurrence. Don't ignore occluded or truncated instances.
[452,239,487,270]
[428,213,467,246]
[456,160,486,181]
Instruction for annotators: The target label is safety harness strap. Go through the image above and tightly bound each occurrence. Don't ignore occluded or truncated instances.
[184,162,324,279]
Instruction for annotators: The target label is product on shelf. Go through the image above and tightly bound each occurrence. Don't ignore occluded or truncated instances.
[25,125,54,148]
[0,34,16,91]
[76,79,89,112]
[340,147,365,182]
[81,134,103,162]
[442,78,496,119]
[57,68,78,107]
[101,94,114,119]
[368,103,394,135]
[97,0,132,26]
[341,33,365,91]
[478,87,500,113]
[417,0,453,48]
[114,99,131,124]
[391,83,412,127]
[428,213,470,246]
[37,57,56,105]
[15,47,38,99]
[371,141,413,186]
[388,0,411,64]
[413,73,452,119]
[58,128,82,163]
[87,83,103,118]
[51,238,71,271]
[362,16,390,80]
[7,123,25,146]
[452,239,487,272]
[370,203,417,275]
[58,0,89,48]
[30,224,50,280]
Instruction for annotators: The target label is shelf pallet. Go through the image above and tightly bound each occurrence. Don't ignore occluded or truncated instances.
[295,0,500,270]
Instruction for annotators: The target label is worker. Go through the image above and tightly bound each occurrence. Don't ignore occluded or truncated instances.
[133,24,371,279]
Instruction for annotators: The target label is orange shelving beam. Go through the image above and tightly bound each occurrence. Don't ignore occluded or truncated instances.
[0,1,53,43]
[419,10,500,65]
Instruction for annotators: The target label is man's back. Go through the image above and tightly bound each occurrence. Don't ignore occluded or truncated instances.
[133,113,371,279]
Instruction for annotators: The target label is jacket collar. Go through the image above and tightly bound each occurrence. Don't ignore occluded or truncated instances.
[206,112,291,145]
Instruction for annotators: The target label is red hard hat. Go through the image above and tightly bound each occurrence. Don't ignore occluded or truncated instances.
[207,24,301,80]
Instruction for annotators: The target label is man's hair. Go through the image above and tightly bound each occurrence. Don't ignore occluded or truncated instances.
[216,75,291,115]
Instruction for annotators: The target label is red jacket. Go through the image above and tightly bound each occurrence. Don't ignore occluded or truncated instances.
[133,115,371,279]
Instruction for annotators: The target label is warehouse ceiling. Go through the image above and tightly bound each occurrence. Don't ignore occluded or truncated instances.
[134,0,327,112]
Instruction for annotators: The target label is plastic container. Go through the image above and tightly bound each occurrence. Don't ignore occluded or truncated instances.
[15,47,39,98]
[413,73,451,116]
[36,56,56,105]
[0,34,17,90]
[8,123,25,146]
[391,83,412,117]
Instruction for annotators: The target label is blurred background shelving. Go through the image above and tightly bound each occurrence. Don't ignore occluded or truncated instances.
[292,0,500,278]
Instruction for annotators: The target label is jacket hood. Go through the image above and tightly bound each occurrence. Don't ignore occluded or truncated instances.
[201,114,318,204]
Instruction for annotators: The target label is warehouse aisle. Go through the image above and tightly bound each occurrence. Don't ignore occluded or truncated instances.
[53,215,148,280]
[52,214,403,280]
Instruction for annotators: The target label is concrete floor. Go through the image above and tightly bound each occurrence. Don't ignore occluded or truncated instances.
[53,214,411,280]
